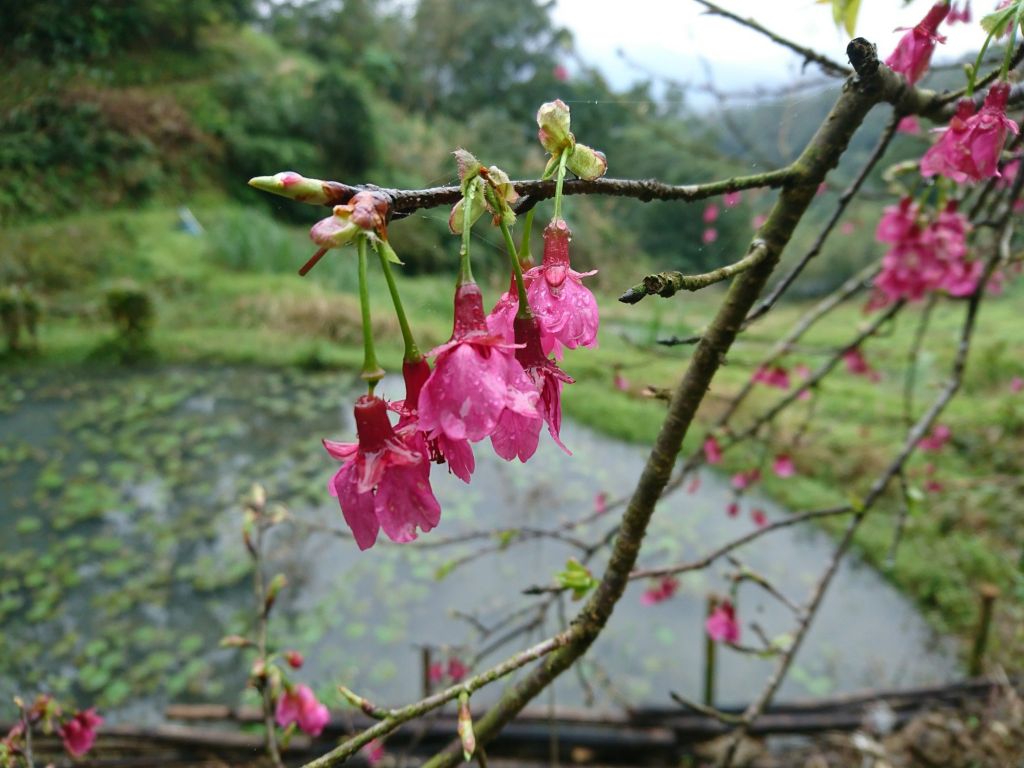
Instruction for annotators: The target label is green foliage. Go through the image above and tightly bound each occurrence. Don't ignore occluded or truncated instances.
[93,280,157,363]
[0,286,40,355]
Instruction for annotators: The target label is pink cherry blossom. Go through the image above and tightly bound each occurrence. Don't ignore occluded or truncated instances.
[921,85,1019,183]
[420,282,539,444]
[325,395,441,550]
[687,474,702,494]
[1011,376,1024,393]
[553,64,569,82]
[752,213,768,228]
[60,709,103,758]
[885,2,949,85]
[753,365,790,389]
[362,739,386,766]
[594,491,608,514]
[428,662,445,684]
[919,423,952,452]
[614,370,630,391]
[751,508,768,527]
[947,1,971,24]
[840,220,856,235]
[726,502,740,518]
[703,203,719,223]
[705,601,740,643]
[524,219,600,354]
[897,115,921,134]
[396,358,476,484]
[447,658,469,682]
[843,347,881,382]
[702,227,718,244]
[490,315,573,462]
[772,454,796,478]
[641,576,679,605]
[285,650,304,669]
[276,685,330,737]
[703,436,723,465]
[731,468,761,490]
[723,191,742,207]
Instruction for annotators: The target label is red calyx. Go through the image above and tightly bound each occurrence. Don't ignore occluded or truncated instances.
[353,395,395,453]
[451,281,488,340]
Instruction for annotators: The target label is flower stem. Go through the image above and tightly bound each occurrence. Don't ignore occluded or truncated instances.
[552,147,570,221]
[357,237,385,390]
[499,218,532,318]
[517,207,537,268]
[458,184,476,285]
[376,243,422,363]
[1001,6,1022,80]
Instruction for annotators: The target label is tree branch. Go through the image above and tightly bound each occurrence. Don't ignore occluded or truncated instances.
[618,241,769,304]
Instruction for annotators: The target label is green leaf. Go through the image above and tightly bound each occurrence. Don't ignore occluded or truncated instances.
[556,558,597,600]
[376,240,403,265]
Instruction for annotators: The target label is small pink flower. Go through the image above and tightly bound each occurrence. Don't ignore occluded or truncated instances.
[703,436,723,465]
[843,348,881,382]
[921,85,1019,183]
[60,709,103,758]
[794,363,812,380]
[885,2,949,85]
[840,220,856,235]
[594,491,608,514]
[751,508,768,527]
[753,365,790,389]
[362,739,386,766]
[641,576,679,605]
[726,502,740,518]
[447,658,469,682]
[723,191,742,207]
[1011,376,1024,393]
[897,115,921,135]
[325,395,441,550]
[772,454,796,478]
[525,219,599,355]
[947,1,971,24]
[614,370,630,391]
[285,650,304,669]
[703,203,719,223]
[731,468,761,490]
[420,282,540,444]
[276,685,330,737]
[687,474,701,494]
[490,315,573,462]
[919,423,952,452]
[752,214,768,228]
[428,662,445,684]
[553,64,569,82]
[817,182,828,195]
[702,227,718,244]
[705,601,740,643]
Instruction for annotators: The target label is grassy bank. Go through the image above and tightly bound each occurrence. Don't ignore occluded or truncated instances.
[4,201,1023,672]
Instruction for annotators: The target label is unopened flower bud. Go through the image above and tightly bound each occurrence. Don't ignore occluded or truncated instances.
[285,650,304,669]
[248,171,336,205]
[457,691,475,761]
[537,99,573,154]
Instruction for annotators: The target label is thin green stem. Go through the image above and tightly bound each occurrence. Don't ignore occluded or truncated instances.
[1002,7,1022,80]
[517,207,537,268]
[552,148,570,221]
[970,33,996,97]
[458,184,476,285]
[376,244,421,363]
[498,219,531,316]
[357,237,384,390]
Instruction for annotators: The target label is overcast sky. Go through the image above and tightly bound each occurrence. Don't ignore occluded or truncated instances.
[551,0,986,98]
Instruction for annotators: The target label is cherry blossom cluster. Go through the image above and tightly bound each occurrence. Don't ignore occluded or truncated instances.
[1,695,103,766]
[872,0,1021,309]
[254,101,606,551]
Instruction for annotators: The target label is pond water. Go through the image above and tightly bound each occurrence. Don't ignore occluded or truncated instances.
[0,367,957,723]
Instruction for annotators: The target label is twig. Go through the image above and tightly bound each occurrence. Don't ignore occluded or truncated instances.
[619,241,769,304]
[693,0,852,78]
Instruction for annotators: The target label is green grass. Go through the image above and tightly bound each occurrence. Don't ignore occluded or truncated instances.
[4,201,1023,672]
